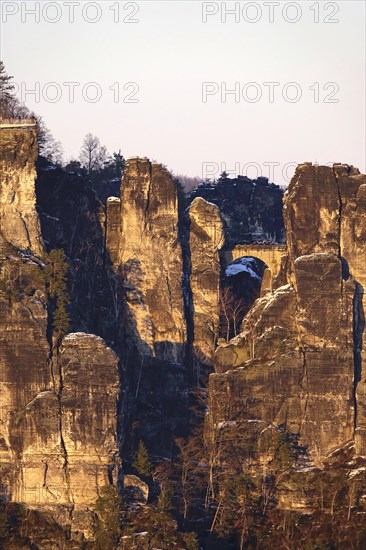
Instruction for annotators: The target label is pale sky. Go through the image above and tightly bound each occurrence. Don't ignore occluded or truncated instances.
[1,0,365,185]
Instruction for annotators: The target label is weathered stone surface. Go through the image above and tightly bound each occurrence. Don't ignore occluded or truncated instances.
[0,256,50,469]
[107,158,186,363]
[283,164,340,271]
[0,249,119,545]
[0,126,43,255]
[211,256,355,465]
[189,197,224,365]
[209,164,365,471]
[284,163,366,454]
[58,332,120,505]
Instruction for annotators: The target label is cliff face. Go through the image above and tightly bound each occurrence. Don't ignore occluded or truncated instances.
[58,333,120,505]
[0,126,120,542]
[209,163,365,474]
[106,158,186,364]
[189,197,224,365]
[0,126,43,256]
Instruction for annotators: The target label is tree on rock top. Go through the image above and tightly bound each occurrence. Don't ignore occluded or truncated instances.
[133,441,152,478]
[0,60,15,118]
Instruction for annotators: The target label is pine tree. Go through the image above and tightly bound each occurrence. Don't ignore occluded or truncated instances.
[0,61,15,118]
[52,298,70,337]
[272,429,294,472]
[132,440,152,478]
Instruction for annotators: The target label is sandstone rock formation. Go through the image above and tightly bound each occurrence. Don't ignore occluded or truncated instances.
[284,163,366,455]
[58,333,120,505]
[0,255,51,501]
[106,158,186,363]
[189,197,224,365]
[0,124,43,256]
[209,163,366,471]
[0,125,120,542]
[2,119,366,545]
[0,327,119,527]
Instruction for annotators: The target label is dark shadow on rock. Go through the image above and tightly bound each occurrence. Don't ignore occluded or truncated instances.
[188,175,285,247]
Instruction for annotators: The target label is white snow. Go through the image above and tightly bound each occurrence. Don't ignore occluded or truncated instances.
[64,332,103,342]
[217,421,237,429]
[107,196,121,203]
[225,258,261,281]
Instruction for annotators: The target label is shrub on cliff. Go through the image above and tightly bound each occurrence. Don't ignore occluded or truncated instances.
[157,480,174,512]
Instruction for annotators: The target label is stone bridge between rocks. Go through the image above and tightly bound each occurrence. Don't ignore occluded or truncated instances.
[223,244,287,291]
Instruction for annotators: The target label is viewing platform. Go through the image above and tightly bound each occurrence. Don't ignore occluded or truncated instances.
[0,118,37,129]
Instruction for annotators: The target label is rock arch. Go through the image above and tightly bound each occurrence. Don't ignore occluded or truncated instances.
[223,244,287,292]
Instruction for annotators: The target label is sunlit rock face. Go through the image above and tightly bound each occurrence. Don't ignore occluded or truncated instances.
[209,163,366,469]
[106,158,186,363]
[0,127,120,541]
[284,163,366,287]
[285,163,366,455]
[0,330,119,507]
[0,126,43,256]
[58,333,120,504]
[189,197,224,365]
[0,256,51,499]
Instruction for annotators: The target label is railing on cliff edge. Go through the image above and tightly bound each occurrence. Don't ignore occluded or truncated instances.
[0,117,37,129]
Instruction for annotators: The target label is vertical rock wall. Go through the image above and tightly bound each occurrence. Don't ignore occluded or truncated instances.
[0,127,120,541]
[107,158,186,363]
[189,197,224,365]
[0,126,43,256]
[209,163,366,467]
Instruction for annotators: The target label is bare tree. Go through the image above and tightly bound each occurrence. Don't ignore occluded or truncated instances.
[79,133,108,174]
[36,116,63,165]
[219,286,248,341]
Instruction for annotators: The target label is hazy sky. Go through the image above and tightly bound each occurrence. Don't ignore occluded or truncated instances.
[1,1,365,185]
